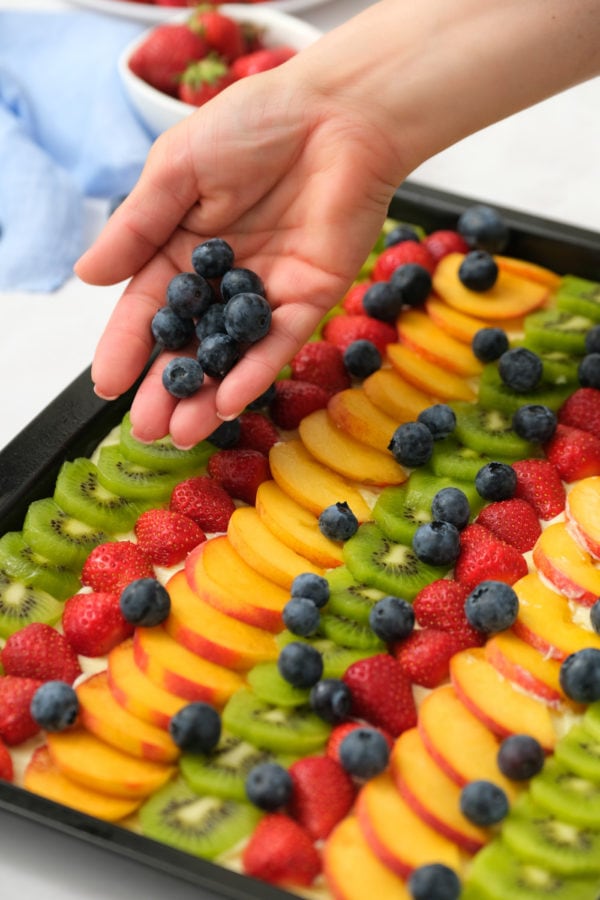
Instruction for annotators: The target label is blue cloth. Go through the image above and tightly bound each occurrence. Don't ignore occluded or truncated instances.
[0,10,153,292]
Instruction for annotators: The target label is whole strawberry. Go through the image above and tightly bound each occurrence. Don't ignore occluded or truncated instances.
[372,240,435,281]
[544,423,600,482]
[393,627,464,688]
[169,475,235,533]
[207,448,271,505]
[1,623,82,684]
[454,523,528,590]
[412,579,485,650]
[326,720,394,765]
[342,653,417,737]
[558,387,600,438]
[341,281,372,316]
[290,342,352,397]
[0,736,13,781]
[237,411,280,455]
[242,813,321,887]
[81,540,154,594]
[62,591,134,658]
[287,755,356,840]
[322,314,398,356]
[511,457,566,520]
[178,56,234,107]
[422,229,470,264]
[135,508,206,566]
[0,675,43,745]
[129,23,209,96]
[269,380,330,431]
[475,498,542,552]
[189,7,245,62]
[231,46,296,79]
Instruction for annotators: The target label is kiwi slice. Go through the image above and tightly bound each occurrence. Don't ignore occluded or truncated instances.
[275,630,375,678]
[582,702,600,744]
[221,688,331,755]
[0,531,80,600]
[537,351,581,387]
[523,309,594,356]
[554,723,600,784]
[318,611,385,652]
[530,757,600,828]
[325,566,386,626]
[119,412,215,473]
[22,497,108,571]
[95,445,184,502]
[452,401,538,459]
[429,436,515,483]
[246,662,311,708]
[54,458,148,534]
[502,794,600,876]
[477,364,572,416]
[139,776,262,859]
[555,276,600,322]
[343,522,448,599]
[0,568,64,638]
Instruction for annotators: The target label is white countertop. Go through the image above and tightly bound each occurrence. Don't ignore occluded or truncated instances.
[0,1,599,898]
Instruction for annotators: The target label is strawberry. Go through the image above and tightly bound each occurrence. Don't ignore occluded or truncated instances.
[453,523,528,590]
[326,721,394,764]
[475,498,542,552]
[511,458,566,520]
[558,387,600,438]
[242,813,321,887]
[268,379,330,431]
[207,448,271,505]
[81,540,154,594]
[412,579,485,649]
[178,56,235,107]
[134,509,206,566]
[128,23,208,96]
[169,475,235,533]
[61,591,134,658]
[393,627,465,688]
[342,653,417,737]
[322,314,398,356]
[341,281,372,315]
[287,755,356,840]
[1,624,82,684]
[422,229,470,264]
[0,675,43,745]
[544,423,600,482]
[231,46,296,79]
[0,736,13,781]
[189,7,245,61]
[290,341,352,396]
[372,240,435,281]
[236,411,280,455]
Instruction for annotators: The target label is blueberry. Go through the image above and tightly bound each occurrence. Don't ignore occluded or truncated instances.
[412,520,461,567]
[166,272,215,319]
[245,762,293,811]
[407,863,462,900]
[431,486,471,530]
[223,292,272,343]
[591,599,600,635]
[309,678,352,724]
[457,204,509,253]
[196,332,241,379]
[207,417,241,448]
[417,404,457,441]
[578,353,600,389]
[282,596,321,636]
[388,421,434,468]
[383,223,421,248]
[191,238,234,279]
[368,595,415,643]
[247,382,277,410]
[30,681,79,732]
[460,779,509,826]
[362,281,403,322]
[497,734,545,781]
[220,267,265,301]
[168,701,221,753]
[389,263,432,308]
[472,327,509,363]
[559,648,600,703]
[475,461,517,501]
[195,303,227,341]
[277,641,324,688]
[318,502,359,541]
[338,726,390,779]
[458,250,498,292]
[512,404,557,443]
[151,306,195,350]
[162,356,204,398]
[343,339,382,378]
[119,577,171,627]
[290,572,330,608]
[498,347,543,392]
[585,325,600,355]
[464,580,519,633]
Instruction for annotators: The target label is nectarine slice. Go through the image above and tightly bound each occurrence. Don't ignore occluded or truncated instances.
[386,343,476,401]
[532,521,600,607]
[327,388,401,453]
[565,476,600,560]
[425,296,524,344]
[324,815,411,899]
[363,367,436,420]
[107,639,187,730]
[484,631,567,707]
[396,309,483,377]
[495,255,561,290]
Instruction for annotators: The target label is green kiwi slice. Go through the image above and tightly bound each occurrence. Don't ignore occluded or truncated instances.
[275,630,375,678]
[530,757,600,827]
[502,794,600,876]
[325,566,386,626]
[22,498,108,571]
[582,702,600,744]
[246,662,311,708]
[452,401,538,459]
[119,412,215,473]
[54,458,148,534]
[95,445,184,502]
[372,483,431,545]
[429,436,515,483]
[537,351,581,387]
[555,276,600,322]
[0,568,64,638]
[477,363,573,416]
[318,611,385,652]
[523,309,594,356]
[221,688,331,755]
[0,531,80,600]
[554,724,600,784]
[342,522,448,599]
[138,776,262,859]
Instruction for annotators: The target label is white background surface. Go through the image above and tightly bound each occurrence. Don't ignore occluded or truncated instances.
[0,0,599,897]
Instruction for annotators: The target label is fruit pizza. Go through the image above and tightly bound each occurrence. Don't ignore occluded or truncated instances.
[2,200,600,900]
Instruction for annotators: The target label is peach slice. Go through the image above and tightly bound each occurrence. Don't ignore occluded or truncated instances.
[46,728,176,799]
[484,630,567,707]
[24,746,142,822]
[227,506,324,590]
[449,648,557,752]
[187,537,287,632]
[495,255,562,290]
[327,388,401,453]
[418,684,519,800]
[532,521,600,607]
[432,253,549,319]
[565,476,600,559]
[77,671,180,763]
[299,409,407,486]
[133,625,244,705]
[386,343,476,402]
[269,439,372,521]
[356,770,462,878]
[107,639,187,730]
[363,367,436,420]
[425,296,524,344]
[390,727,489,854]
[396,309,483,377]
[324,815,411,900]
[512,571,600,661]
[255,480,344,568]
[164,569,278,670]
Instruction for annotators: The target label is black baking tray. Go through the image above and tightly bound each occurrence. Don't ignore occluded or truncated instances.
[0,181,599,899]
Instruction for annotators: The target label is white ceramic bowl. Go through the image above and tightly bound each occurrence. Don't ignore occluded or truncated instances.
[118,5,322,136]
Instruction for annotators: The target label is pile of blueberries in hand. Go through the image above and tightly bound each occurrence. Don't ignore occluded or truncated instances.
[151,238,272,399]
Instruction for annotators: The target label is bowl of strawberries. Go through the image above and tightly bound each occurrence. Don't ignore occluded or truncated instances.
[119,3,322,136]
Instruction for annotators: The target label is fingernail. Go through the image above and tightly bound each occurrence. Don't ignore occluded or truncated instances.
[93,386,119,401]
[216,411,240,422]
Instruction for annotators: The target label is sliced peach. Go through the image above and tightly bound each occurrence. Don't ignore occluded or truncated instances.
[363,367,436,420]
[396,309,483,377]
[107,639,187,730]
[386,343,476,402]
[327,388,400,453]
[495,255,562,290]
[324,816,411,900]
[532,521,600,607]
[425,296,524,344]
[484,631,567,707]
[565,476,600,559]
